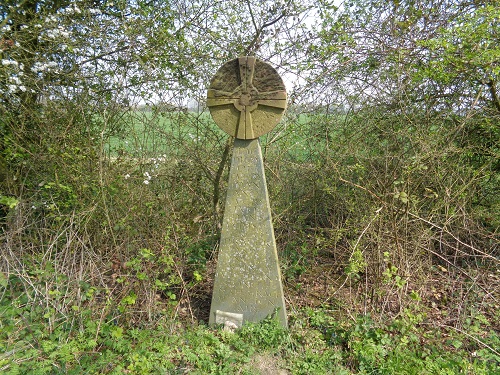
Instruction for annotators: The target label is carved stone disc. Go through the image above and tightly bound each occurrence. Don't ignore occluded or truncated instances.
[207,56,287,139]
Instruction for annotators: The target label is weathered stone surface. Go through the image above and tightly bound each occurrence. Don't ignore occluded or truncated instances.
[209,138,287,327]
[207,56,287,139]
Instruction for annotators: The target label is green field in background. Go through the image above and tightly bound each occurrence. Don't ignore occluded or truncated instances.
[104,110,337,163]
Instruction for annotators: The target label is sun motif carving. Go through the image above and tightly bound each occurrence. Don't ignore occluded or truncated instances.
[207,56,287,139]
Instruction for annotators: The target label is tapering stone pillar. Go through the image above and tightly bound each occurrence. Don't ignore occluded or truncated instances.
[206,57,288,327]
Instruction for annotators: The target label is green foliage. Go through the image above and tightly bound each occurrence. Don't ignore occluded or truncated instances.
[1,271,498,375]
[1,0,499,374]
[238,315,289,352]
[345,245,367,279]
[287,307,499,375]
[417,4,500,93]
[0,195,18,209]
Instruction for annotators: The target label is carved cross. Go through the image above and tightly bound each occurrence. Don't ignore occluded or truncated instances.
[207,56,287,139]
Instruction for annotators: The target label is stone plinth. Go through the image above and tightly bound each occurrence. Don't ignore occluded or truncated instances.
[209,138,287,327]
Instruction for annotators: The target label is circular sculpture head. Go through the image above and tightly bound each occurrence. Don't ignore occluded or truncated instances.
[207,57,287,139]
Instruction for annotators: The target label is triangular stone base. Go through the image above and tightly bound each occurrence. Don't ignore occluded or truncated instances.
[209,138,287,327]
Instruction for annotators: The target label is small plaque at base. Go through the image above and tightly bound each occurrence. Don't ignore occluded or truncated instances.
[215,310,244,330]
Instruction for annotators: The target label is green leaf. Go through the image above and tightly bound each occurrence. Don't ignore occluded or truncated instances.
[0,195,19,209]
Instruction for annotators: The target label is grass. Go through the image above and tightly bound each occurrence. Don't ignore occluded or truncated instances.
[103,110,213,158]
[1,263,499,374]
[1,283,498,375]
[103,110,327,163]
[2,106,498,374]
